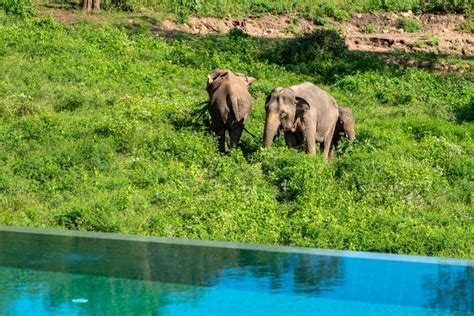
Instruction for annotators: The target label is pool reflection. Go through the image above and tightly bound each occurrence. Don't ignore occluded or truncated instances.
[0,230,343,294]
[0,230,473,315]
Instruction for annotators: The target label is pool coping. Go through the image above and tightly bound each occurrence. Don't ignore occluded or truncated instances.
[1,225,472,266]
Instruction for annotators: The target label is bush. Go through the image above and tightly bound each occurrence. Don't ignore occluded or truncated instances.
[398,17,422,33]
[364,0,471,14]
[457,17,473,33]
[364,23,378,33]
[263,30,349,81]
[1,0,33,17]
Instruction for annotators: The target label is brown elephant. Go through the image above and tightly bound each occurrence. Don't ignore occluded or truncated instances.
[206,69,256,152]
[330,106,356,158]
[263,82,346,158]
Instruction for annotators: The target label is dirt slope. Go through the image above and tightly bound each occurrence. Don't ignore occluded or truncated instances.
[156,12,473,56]
[39,7,474,56]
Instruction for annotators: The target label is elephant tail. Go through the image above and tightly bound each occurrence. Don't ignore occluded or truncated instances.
[228,94,242,123]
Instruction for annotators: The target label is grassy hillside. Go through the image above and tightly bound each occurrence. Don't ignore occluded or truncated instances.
[6,0,472,20]
[0,13,473,258]
[145,0,472,21]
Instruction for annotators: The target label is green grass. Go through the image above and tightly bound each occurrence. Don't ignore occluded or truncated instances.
[413,39,425,48]
[0,13,473,259]
[16,0,473,21]
[364,23,378,34]
[457,16,473,33]
[398,17,423,33]
[423,35,439,47]
[0,0,33,17]
[107,0,472,18]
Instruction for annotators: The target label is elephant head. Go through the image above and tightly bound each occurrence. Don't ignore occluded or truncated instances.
[336,107,356,141]
[206,69,255,95]
[263,87,309,148]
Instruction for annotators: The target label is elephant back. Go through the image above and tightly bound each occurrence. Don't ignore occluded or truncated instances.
[290,82,337,112]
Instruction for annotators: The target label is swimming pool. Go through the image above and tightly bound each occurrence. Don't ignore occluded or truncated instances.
[0,226,472,315]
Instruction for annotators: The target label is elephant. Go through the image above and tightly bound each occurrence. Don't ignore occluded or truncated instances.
[330,106,356,158]
[206,69,256,152]
[263,82,349,158]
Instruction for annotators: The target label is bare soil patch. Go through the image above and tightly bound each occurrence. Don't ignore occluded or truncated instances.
[341,12,473,56]
[158,14,315,38]
[154,12,473,56]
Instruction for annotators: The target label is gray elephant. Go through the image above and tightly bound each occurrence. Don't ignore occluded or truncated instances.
[330,106,356,157]
[206,69,256,152]
[264,82,350,158]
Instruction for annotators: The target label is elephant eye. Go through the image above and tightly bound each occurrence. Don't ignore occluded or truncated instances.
[280,110,288,118]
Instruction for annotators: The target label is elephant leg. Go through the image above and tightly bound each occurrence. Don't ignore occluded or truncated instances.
[328,147,334,159]
[284,132,298,148]
[93,0,100,11]
[216,129,227,152]
[304,124,316,155]
[296,131,306,150]
[322,123,337,158]
[84,0,92,12]
[229,122,244,149]
[328,139,340,159]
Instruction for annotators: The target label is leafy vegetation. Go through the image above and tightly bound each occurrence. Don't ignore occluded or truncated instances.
[364,22,378,33]
[423,35,439,47]
[398,17,423,32]
[28,0,474,20]
[0,0,33,17]
[0,12,472,259]
[457,16,473,33]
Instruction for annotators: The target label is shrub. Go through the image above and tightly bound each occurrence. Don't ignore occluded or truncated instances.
[263,30,349,81]
[364,0,471,14]
[413,39,425,48]
[398,17,423,33]
[1,0,33,17]
[457,17,473,33]
[364,23,378,33]
[423,35,439,47]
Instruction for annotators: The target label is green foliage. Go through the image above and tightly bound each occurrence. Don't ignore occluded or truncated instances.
[0,15,473,258]
[263,30,359,83]
[31,0,469,18]
[398,17,422,33]
[1,0,33,17]
[457,17,473,33]
[364,22,378,33]
[423,35,439,47]
[283,23,301,36]
[364,0,472,14]
[413,39,425,48]
[102,0,145,12]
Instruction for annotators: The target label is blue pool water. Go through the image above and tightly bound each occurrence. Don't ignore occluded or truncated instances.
[0,226,472,315]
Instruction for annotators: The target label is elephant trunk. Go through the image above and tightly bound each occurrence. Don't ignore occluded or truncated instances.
[263,112,280,148]
[347,128,356,141]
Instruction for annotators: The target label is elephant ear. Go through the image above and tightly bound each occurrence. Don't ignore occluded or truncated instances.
[243,76,256,86]
[207,69,228,86]
[265,93,272,108]
[235,72,256,86]
[338,106,356,139]
[295,96,310,117]
[338,107,354,125]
